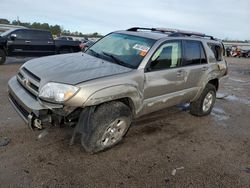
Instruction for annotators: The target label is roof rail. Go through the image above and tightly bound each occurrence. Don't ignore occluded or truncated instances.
[127,27,157,32]
[127,27,215,40]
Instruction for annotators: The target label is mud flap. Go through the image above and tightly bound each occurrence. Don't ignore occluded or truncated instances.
[70,106,95,146]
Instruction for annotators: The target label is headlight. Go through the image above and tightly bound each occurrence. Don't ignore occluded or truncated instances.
[39,82,79,103]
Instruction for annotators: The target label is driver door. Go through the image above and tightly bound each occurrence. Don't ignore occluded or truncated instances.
[142,40,194,114]
[7,29,31,56]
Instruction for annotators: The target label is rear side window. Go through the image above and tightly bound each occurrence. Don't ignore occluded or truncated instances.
[30,31,53,40]
[183,40,207,66]
[208,43,223,61]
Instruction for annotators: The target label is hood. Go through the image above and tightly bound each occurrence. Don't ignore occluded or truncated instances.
[22,52,132,85]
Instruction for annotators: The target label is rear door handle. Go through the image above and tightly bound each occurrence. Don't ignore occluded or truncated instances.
[202,66,208,71]
[177,70,185,77]
[25,40,31,43]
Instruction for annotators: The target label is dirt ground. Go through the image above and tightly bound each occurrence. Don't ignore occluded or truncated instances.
[0,57,250,188]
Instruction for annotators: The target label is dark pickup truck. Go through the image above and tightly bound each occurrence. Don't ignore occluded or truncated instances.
[0,28,81,64]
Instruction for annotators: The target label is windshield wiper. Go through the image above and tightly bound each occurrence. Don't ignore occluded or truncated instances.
[102,51,134,68]
[88,49,101,58]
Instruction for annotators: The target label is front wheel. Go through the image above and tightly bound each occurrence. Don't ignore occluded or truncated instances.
[0,49,6,65]
[190,83,216,116]
[81,101,132,153]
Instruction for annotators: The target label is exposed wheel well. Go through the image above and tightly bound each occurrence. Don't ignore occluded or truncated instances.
[208,79,219,91]
[88,98,136,118]
[118,98,136,117]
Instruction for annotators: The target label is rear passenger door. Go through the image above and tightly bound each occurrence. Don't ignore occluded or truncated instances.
[30,31,55,55]
[181,40,208,94]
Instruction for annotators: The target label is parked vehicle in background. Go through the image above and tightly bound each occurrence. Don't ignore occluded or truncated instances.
[55,36,74,41]
[0,28,81,64]
[241,49,250,58]
[79,40,95,51]
[226,47,232,57]
[8,27,228,153]
[225,45,250,58]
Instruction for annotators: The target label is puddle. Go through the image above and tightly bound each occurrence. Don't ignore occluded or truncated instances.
[176,103,190,111]
[217,93,229,99]
[225,95,250,106]
[211,107,230,122]
[217,93,250,106]
[229,77,247,83]
[242,167,250,174]
[0,137,11,147]
[212,107,225,114]
[233,69,250,76]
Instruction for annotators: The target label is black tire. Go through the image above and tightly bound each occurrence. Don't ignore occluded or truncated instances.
[190,83,216,116]
[81,101,132,153]
[0,49,6,65]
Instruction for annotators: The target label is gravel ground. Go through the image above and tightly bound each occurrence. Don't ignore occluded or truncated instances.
[0,57,250,188]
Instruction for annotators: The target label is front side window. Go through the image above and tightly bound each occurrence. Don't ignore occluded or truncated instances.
[149,41,182,70]
[13,30,28,40]
[0,29,15,37]
[86,33,156,68]
[183,40,207,66]
[10,30,33,40]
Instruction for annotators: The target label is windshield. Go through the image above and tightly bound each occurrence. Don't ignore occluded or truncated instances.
[85,33,156,68]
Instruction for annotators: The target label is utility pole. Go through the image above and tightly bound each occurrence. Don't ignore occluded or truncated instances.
[17,16,20,25]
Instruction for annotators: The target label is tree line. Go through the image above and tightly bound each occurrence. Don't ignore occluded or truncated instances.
[0,18,102,38]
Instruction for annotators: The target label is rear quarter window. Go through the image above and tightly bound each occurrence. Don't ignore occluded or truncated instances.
[208,43,223,61]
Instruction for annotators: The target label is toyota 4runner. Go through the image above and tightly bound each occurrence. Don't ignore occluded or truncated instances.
[8,27,228,153]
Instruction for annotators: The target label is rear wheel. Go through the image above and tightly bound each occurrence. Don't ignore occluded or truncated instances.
[190,83,216,116]
[80,101,132,153]
[0,49,6,65]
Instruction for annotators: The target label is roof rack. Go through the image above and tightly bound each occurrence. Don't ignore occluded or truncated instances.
[127,27,215,40]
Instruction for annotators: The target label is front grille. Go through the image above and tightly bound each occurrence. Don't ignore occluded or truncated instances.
[17,67,40,97]
[17,72,24,79]
[16,78,37,99]
[22,67,41,82]
[9,93,29,119]
[28,82,39,92]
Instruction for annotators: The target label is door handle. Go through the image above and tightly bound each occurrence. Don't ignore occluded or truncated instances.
[25,40,31,43]
[202,66,208,71]
[48,41,53,44]
[177,70,184,77]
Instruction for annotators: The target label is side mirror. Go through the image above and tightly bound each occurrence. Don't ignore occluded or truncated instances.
[145,66,152,72]
[83,46,89,52]
[10,34,17,40]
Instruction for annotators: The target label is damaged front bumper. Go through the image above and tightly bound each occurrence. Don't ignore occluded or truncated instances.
[8,76,66,129]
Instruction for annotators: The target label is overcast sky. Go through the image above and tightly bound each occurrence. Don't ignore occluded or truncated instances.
[1,0,249,40]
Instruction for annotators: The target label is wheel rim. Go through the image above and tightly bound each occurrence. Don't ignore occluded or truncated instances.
[101,117,129,147]
[202,92,214,112]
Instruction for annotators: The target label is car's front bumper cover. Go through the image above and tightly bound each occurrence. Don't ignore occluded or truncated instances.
[8,76,63,128]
